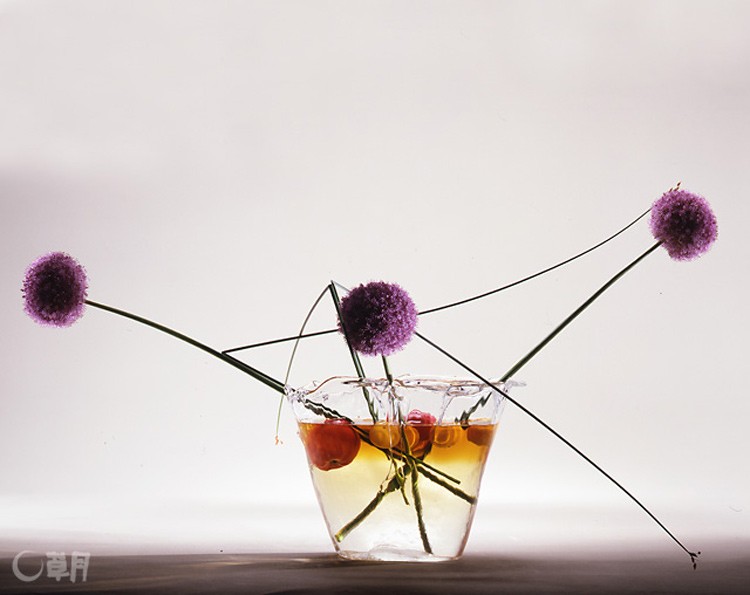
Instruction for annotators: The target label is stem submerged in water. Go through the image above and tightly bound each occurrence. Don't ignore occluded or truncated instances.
[396,404,432,554]
[334,468,410,542]
[410,461,432,554]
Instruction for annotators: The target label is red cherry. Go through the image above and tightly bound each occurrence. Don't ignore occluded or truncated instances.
[407,410,436,423]
[302,419,361,471]
[406,409,436,455]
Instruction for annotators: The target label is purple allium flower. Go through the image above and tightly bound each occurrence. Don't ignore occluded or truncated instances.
[339,281,418,356]
[22,252,88,327]
[650,189,717,261]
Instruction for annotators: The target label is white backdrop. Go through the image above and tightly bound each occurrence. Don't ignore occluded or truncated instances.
[1,1,748,556]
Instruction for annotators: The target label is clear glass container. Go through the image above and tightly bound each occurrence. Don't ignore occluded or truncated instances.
[286,376,507,562]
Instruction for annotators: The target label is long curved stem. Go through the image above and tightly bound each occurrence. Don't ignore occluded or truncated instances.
[415,330,699,567]
[421,207,652,315]
[85,300,285,394]
[221,208,651,355]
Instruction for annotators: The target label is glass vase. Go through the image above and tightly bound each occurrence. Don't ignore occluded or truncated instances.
[286,376,506,562]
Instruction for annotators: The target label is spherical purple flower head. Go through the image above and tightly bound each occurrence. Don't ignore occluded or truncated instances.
[339,281,418,356]
[22,252,88,327]
[650,189,717,261]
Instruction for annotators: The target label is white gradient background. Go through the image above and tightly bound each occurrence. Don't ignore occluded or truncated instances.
[1,0,748,558]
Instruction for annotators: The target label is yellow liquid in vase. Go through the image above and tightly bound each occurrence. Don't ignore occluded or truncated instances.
[299,421,497,561]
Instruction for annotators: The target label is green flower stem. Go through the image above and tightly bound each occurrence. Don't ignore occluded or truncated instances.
[415,330,699,568]
[382,356,393,384]
[410,460,432,554]
[500,241,662,383]
[457,241,664,425]
[274,286,332,442]
[334,455,477,545]
[335,467,410,543]
[328,283,366,381]
[223,207,652,355]
[85,300,285,394]
[396,406,432,554]
[415,456,460,485]
[327,283,378,421]
[416,466,476,504]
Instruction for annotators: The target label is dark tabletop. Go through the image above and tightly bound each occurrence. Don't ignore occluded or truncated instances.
[1,547,749,595]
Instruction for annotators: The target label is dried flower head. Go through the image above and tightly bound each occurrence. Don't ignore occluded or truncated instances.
[650,189,717,261]
[22,252,88,327]
[339,281,418,356]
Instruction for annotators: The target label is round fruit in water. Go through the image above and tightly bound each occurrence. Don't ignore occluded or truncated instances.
[432,425,460,448]
[369,422,402,449]
[407,409,436,454]
[466,424,495,447]
[303,419,361,471]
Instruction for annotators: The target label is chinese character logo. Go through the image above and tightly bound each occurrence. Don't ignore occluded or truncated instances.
[12,551,90,583]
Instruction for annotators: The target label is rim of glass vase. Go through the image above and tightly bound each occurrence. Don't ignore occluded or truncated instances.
[287,374,519,397]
